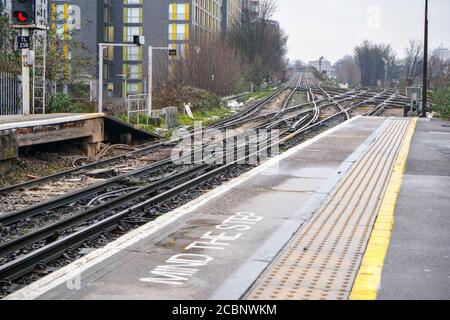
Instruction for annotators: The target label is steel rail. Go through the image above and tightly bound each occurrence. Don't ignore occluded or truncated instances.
[0,75,302,228]
[0,164,211,257]
[263,89,377,130]
[0,106,326,283]
[0,158,174,226]
[0,123,286,259]
[0,76,298,195]
[365,92,398,116]
[211,75,297,128]
[310,78,350,120]
[0,77,403,284]
[0,75,406,284]
[0,140,172,194]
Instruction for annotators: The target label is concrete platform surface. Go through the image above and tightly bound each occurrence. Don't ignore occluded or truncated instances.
[0,113,105,131]
[378,119,450,300]
[245,118,412,300]
[5,116,394,300]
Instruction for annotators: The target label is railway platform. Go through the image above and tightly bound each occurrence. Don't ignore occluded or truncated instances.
[0,113,159,173]
[4,116,449,300]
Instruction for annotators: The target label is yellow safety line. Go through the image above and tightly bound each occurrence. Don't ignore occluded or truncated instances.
[349,118,418,300]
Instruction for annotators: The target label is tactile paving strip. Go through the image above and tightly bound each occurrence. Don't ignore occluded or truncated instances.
[245,119,411,300]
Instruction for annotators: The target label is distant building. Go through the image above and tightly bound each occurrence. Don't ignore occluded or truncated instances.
[433,46,450,62]
[0,0,11,12]
[2,0,244,99]
[242,0,260,16]
[221,0,242,33]
[48,0,166,98]
[190,0,221,35]
[309,58,333,74]
[47,0,240,98]
[267,19,279,28]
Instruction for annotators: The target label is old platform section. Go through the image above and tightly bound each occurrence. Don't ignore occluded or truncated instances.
[0,113,159,173]
[5,116,446,300]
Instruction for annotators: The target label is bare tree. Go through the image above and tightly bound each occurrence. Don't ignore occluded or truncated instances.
[429,51,450,88]
[403,39,423,86]
[45,29,95,87]
[334,55,361,86]
[229,0,288,84]
[354,40,397,87]
[293,60,306,72]
[0,13,21,74]
[165,35,244,96]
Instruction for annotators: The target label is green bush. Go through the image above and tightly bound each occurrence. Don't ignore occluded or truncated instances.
[73,101,97,113]
[431,84,450,119]
[46,93,81,113]
[178,107,232,127]
[153,85,223,113]
[184,87,223,113]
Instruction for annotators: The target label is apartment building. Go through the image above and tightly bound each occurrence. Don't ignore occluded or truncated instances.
[221,0,241,33]
[50,0,102,59]
[79,0,234,98]
[49,0,170,98]
[170,0,241,51]
[242,0,260,16]
[433,46,450,62]
[0,0,11,12]
[3,0,242,99]
[309,58,333,74]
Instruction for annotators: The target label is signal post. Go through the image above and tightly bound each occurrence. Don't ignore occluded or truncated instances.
[20,28,31,115]
[11,0,48,115]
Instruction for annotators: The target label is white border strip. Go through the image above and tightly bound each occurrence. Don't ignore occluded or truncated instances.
[4,116,361,300]
[0,113,105,131]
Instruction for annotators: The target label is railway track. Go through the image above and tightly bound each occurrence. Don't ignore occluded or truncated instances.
[0,75,300,245]
[0,73,410,296]
[0,78,303,231]
[0,75,300,215]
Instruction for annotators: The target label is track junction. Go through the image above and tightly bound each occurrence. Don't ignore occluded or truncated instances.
[0,73,422,299]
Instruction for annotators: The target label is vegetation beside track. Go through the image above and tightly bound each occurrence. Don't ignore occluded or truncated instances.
[240,84,279,102]
[178,108,233,127]
[431,83,450,119]
[46,93,96,114]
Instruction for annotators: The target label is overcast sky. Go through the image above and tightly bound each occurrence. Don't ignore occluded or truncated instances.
[274,0,450,64]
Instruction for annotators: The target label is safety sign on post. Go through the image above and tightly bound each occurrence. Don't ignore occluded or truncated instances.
[17,36,31,49]
[168,49,177,57]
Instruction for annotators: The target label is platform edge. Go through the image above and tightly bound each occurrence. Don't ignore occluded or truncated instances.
[4,116,362,300]
[349,117,417,300]
[212,117,392,300]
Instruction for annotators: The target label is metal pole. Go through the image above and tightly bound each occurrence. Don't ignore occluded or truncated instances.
[385,65,388,90]
[124,76,127,99]
[422,0,429,117]
[21,28,30,115]
[89,80,93,102]
[147,45,153,120]
[98,44,104,113]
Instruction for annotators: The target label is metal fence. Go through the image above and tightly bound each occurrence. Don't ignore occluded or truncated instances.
[127,94,149,126]
[0,72,22,116]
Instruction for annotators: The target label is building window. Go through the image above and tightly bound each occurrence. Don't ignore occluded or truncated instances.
[168,23,188,40]
[124,46,140,61]
[124,26,141,42]
[169,43,187,59]
[105,26,114,42]
[126,64,140,80]
[55,4,65,22]
[125,7,141,24]
[126,83,139,95]
[169,3,189,20]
